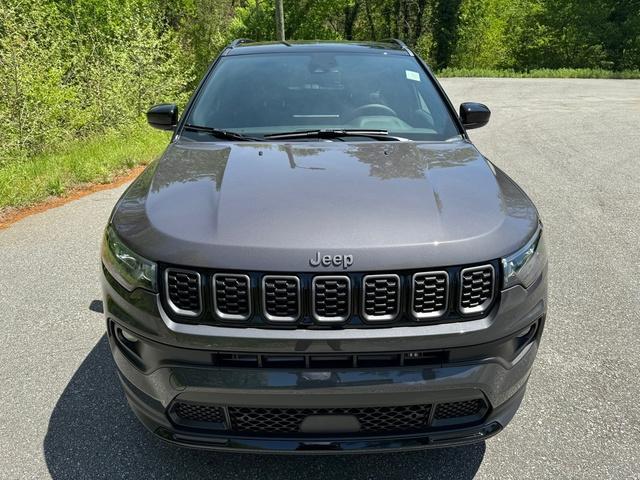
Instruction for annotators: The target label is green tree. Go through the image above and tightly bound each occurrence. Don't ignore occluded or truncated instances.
[451,0,512,68]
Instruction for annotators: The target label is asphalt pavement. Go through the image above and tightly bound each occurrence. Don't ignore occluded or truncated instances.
[0,78,638,479]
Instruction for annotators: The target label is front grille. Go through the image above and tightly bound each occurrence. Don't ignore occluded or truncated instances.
[459,265,495,314]
[161,261,498,328]
[213,274,251,320]
[262,276,301,322]
[412,271,449,319]
[228,405,432,434]
[312,276,351,322]
[434,399,486,420]
[165,269,202,316]
[362,274,400,321]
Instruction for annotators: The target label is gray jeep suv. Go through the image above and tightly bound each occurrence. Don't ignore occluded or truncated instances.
[101,40,548,453]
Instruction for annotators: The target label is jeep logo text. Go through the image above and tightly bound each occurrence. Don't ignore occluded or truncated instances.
[309,251,354,269]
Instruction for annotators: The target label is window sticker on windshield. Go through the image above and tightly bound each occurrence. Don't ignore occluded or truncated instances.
[405,70,421,82]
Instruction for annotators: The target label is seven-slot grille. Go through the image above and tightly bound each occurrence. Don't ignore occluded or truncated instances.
[312,276,351,322]
[262,275,301,322]
[213,274,251,321]
[459,265,495,315]
[362,274,401,321]
[411,271,449,318]
[162,264,496,324]
[165,269,202,316]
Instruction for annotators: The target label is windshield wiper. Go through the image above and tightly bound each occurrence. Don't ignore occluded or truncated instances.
[263,129,407,141]
[183,124,262,141]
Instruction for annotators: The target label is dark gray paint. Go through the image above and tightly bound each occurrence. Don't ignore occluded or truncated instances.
[111,139,538,271]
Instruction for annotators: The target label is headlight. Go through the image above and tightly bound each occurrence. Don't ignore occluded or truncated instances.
[101,225,157,292]
[502,226,547,289]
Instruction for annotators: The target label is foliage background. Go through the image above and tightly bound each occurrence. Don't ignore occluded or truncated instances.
[0,0,638,168]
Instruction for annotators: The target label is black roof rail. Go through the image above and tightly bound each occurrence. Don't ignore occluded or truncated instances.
[381,38,414,56]
[228,38,255,48]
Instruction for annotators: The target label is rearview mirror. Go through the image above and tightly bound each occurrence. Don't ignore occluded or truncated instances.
[147,103,178,131]
[459,102,490,129]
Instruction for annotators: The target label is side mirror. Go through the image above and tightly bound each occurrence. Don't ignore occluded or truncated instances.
[459,102,490,129]
[147,103,178,131]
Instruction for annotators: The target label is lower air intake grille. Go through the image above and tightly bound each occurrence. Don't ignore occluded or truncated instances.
[412,271,449,319]
[213,274,251,320]
[362,274,401,321]
[459,265,495,314]
[172,402,225,424]
[168,399,488,434]
[228,405,432,434]
[312,276,351,322]
[434,399,486,420]
[165,269,201,316]
[262,276,301,322]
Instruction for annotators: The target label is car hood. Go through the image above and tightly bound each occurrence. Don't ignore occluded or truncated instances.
[112,140,538,271]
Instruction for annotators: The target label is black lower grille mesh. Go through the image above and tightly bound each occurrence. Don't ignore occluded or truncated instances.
[434,399,485,419]
[166,270,201,314]
[172,402,225,424]
[228,405,432,434]
[169,399,488,435]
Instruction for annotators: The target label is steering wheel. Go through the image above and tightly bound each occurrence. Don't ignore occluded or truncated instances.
[349,103,398,119]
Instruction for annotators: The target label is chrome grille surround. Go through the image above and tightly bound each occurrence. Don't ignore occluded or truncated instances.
[459,265,495,315]
[161,263,498,327]
[212,273,251,321]
[311,275,351,323]
[361,274,401,322]
[411,271,449,319]
[164,268,202,317]
[261,275,301,323]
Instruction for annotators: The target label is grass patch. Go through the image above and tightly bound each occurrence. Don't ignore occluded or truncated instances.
[437,67,640,79]
[0,124,170,210]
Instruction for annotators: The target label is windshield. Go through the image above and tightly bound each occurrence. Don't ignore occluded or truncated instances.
[185,52,461,141]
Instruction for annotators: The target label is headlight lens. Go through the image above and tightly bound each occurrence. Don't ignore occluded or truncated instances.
[502,226,547,289]
[101,225,157,292]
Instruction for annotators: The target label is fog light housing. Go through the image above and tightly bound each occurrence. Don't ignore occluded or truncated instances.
[120,329,138,343]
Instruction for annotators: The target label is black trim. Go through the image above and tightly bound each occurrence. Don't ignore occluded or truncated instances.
[167,399,488,437]
[158,421,503,453]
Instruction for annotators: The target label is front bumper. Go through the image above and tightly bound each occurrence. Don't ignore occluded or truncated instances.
[103,266,546,453]
[118,359,526,453]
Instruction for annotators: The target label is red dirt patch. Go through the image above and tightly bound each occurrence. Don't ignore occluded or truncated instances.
[0,165,146,230]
